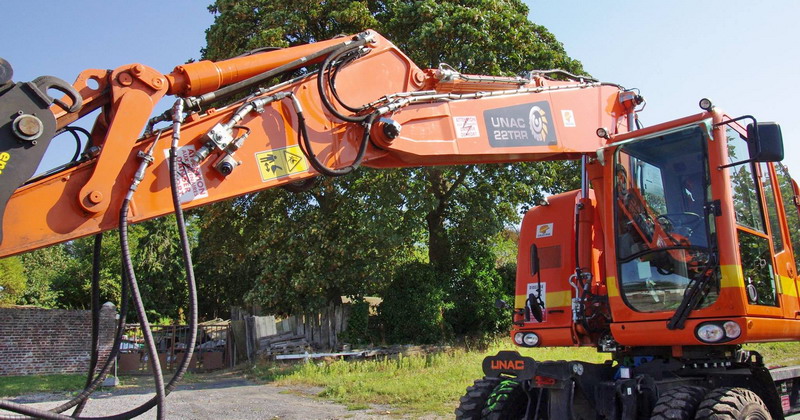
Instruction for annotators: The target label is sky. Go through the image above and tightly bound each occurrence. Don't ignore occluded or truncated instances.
[2,0,799,175]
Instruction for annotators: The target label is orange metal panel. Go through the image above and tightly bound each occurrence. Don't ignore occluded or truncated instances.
[611,317,800,346]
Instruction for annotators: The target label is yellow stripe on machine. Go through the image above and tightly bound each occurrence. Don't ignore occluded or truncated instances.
[515,291,572,308]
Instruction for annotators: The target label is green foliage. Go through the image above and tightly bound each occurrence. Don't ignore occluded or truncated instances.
[381,0,583,75]
[445,245,512,337]
[195,169,418,318]
[199,0,584,335]
[204,0,380,59]
[338,297,371,345]
[18,246,65,307]
[0,256,26,305]
[18,215,197,321]
[381,262,450,344]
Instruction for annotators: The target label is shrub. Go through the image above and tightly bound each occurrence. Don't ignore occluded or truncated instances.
[339,297,371,345]
[445,247,513,338]
[380,262,451,344]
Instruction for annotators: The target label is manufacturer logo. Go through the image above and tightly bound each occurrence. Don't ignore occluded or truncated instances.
[484,101,557,147]
[536,223,553,238]
[490,360,525,370]
[529,106,549,143]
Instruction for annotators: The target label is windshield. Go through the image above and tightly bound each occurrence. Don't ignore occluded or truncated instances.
[615,125,719,312]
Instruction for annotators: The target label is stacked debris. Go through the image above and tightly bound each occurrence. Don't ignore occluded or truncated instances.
[258,332,312,357]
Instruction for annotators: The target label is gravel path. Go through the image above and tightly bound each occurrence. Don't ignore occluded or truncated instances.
[2,372,445,419]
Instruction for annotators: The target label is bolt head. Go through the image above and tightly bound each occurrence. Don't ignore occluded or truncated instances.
[382,119,402,140]
[15,115,41,137]
[89,191,104,204]
[118,72,133,86]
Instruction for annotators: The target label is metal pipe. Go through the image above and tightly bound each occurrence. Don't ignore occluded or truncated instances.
[580,155,589,199]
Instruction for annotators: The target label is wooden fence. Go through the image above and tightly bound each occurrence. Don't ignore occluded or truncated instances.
[230,303,350,361]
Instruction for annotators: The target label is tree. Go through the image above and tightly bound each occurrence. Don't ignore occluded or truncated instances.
[17,216,196,322]
[0,256,26,305]
[18,244,67,307]
[201,0,585,333]
[381,261,450,344]
[195,168,418,317]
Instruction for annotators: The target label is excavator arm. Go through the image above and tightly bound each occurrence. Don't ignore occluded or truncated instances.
[0,30,640,257]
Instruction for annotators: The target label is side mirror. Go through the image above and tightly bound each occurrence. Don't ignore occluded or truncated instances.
[747,122,784,163]
[495,298,510,310]
[527,293,543,323]
[530,244,539,276]
[718,117,784,170]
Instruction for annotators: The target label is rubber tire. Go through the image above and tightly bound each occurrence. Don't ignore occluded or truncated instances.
[650,385,707,419]
[694,387,771,420]
[481,379,528,420]
[455,377,501,420]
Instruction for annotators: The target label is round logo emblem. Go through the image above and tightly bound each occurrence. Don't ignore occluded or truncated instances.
[529,106,549,143]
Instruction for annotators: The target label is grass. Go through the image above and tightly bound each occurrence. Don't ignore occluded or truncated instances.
[747,342,800,367]
[250,342,608,416]
[251,341,800,417]
[0,374,86,397]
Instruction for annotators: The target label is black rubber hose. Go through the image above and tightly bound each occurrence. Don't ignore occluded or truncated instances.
[162,143,199,394]
[328,49,370,113]
[73,234,103,416]
[0,136,200,420]
[54,126,91,163]
[316,43,371,123]
[119,198,167,420]
[297,108,375,177]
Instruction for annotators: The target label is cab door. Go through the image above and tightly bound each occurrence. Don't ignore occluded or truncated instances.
[725,125,796,318]
[774,163,800,313]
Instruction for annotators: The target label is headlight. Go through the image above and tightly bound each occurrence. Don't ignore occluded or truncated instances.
[696,324,725,343]
[723,321,741,339]
[523,333,540,347]
[514,332,524,345]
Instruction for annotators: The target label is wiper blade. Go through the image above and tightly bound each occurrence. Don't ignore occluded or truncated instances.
[619,245,711,264]
[666,257,718,330]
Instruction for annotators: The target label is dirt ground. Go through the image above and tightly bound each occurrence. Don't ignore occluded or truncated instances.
[3,371,445,419]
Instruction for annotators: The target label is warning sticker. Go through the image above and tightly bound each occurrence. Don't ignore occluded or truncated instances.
[526,282,547,323]
[255,145,309,182]
[454,116,480,138]
[165,145,208,204]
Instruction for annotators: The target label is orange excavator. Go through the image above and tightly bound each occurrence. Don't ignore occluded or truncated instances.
[0,30,798,419]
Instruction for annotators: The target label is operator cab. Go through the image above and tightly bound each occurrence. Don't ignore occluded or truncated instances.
[614,124,718,313]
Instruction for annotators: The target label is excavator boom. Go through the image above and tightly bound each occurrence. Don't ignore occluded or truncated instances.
[0,30,637,257]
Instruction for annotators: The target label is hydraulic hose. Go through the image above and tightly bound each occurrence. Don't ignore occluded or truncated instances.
[0,201,170,420]
[0,113,199,419]
[119,198,167,420]
[327,48,371,114]
[316,43,372,123]
[73,234,103,416]
[296,98,376,177]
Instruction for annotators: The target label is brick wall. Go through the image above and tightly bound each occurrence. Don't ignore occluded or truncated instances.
[0,305,116,376]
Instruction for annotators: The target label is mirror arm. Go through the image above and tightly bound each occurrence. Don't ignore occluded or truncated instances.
[718,157,756,170]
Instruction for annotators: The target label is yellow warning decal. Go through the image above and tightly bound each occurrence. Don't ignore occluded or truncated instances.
[255,145,309,182]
